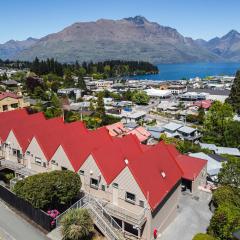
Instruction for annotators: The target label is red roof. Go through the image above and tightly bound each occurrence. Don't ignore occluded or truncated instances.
[92,141,126,184]
[128,126,151,142]
[165,141,207,180]
[193,100,212,109]
[175,155,207,181]
[0,109,207,212]
[61,127,112,172]
[127,144,183,210]
[0,92,20,100]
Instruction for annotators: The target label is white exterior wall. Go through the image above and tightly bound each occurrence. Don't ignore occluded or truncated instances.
[79,155,109,199]
[110,166,147,212]
[50,146,74,171]
[192,165,207,194]
[25,137,49,173]
[5,130,23,163]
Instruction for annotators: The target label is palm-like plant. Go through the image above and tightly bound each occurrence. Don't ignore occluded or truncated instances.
[61,209,94,240]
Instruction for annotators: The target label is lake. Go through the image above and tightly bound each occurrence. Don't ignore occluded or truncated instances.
[133,62,240,81]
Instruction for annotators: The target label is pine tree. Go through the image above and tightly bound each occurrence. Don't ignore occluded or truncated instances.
[226,70,240,114]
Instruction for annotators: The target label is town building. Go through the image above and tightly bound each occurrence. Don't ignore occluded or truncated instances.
[0,92,29,112]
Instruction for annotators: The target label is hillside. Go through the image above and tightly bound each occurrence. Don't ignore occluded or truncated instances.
[1,16,239,63]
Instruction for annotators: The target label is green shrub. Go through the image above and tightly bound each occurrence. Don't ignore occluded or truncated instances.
[212,186,240,208]
[208,204,240,240]
[193,233,215,240]
[61,208,94,240]
[13,170,81,209]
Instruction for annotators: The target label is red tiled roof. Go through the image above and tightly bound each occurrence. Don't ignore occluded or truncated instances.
[193,100,212,109]
[128,126,151,142]
[106,122,128,136]
[0,92,20,101]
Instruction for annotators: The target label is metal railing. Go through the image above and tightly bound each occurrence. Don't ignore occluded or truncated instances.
[55,194,125,240]
[102,200,146,226]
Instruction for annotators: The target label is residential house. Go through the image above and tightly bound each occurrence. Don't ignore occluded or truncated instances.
[0,92,29,112]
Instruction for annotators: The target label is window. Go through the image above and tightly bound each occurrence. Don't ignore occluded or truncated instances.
[12,149,17,156]
[51,160,58,166]
[112,183,119,189]
[79,170,85,175]
[125,192,136,204]
[35,157,42,165]
[11,103,18,109]
[3,105,8,111]
[90,178,99,189]
[43,162,46,168]
[139,200,145,208]
[101,185,106,191]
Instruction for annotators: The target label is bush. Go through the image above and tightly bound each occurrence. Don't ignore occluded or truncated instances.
[193,233,215,240]
[13,171,81,210]
[61,208,94,240]
[208,204,240,240]
[212,186,240,208]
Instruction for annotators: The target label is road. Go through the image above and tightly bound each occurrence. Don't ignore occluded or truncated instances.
[0,200,49,240]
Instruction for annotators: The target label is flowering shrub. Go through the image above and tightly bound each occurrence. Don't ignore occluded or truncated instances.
[47,209,60,226]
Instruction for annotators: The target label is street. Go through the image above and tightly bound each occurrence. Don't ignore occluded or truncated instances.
[0,200,49,240]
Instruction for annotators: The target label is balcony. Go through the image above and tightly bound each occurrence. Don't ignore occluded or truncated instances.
[0,158,36,177]
[101,200,147,227]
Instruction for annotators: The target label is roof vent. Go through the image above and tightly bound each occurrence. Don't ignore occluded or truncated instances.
[90,170,93,175]
[161,171,166,178]
[125,159,129,165]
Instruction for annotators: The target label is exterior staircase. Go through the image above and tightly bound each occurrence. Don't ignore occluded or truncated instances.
[56,194,125,240]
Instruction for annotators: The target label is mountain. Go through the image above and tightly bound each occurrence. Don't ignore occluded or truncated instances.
[200,30,240,61]
[1,16,239,63]
[1,16,220,64]
[0,37,38,59]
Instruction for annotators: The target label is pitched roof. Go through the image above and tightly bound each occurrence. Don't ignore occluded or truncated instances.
[0,92,20,100]
[174,154,207,181]
[127,143,182,210]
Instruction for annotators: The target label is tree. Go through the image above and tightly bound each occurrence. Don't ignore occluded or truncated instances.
[224,121,240,148]
[212,186,240,208]
[203,101,234,144]
[218,155,240,188]
[208,204,240,240]
[95,95,105,117]
[61,208,94,240]
[198,107,205,124]
[132,91,150,105]
[13,171,81,210]
[193,233,215,240]
[226,70,240,114]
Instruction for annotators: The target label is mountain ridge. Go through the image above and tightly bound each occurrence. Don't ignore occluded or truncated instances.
[0,16,239,63]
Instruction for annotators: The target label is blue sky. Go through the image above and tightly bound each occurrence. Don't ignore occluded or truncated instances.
[0,0,240,43]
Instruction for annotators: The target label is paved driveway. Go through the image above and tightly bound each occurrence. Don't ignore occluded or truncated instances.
[159,191,213,240]
[0,200,49,240]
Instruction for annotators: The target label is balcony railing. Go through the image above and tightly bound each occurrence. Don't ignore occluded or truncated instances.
[102,200,146,227]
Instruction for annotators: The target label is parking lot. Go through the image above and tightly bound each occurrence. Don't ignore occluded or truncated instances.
[159,191,213,240]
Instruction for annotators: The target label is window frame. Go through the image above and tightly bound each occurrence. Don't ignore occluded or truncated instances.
[90,178,99,190]
[125,192,136,204]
